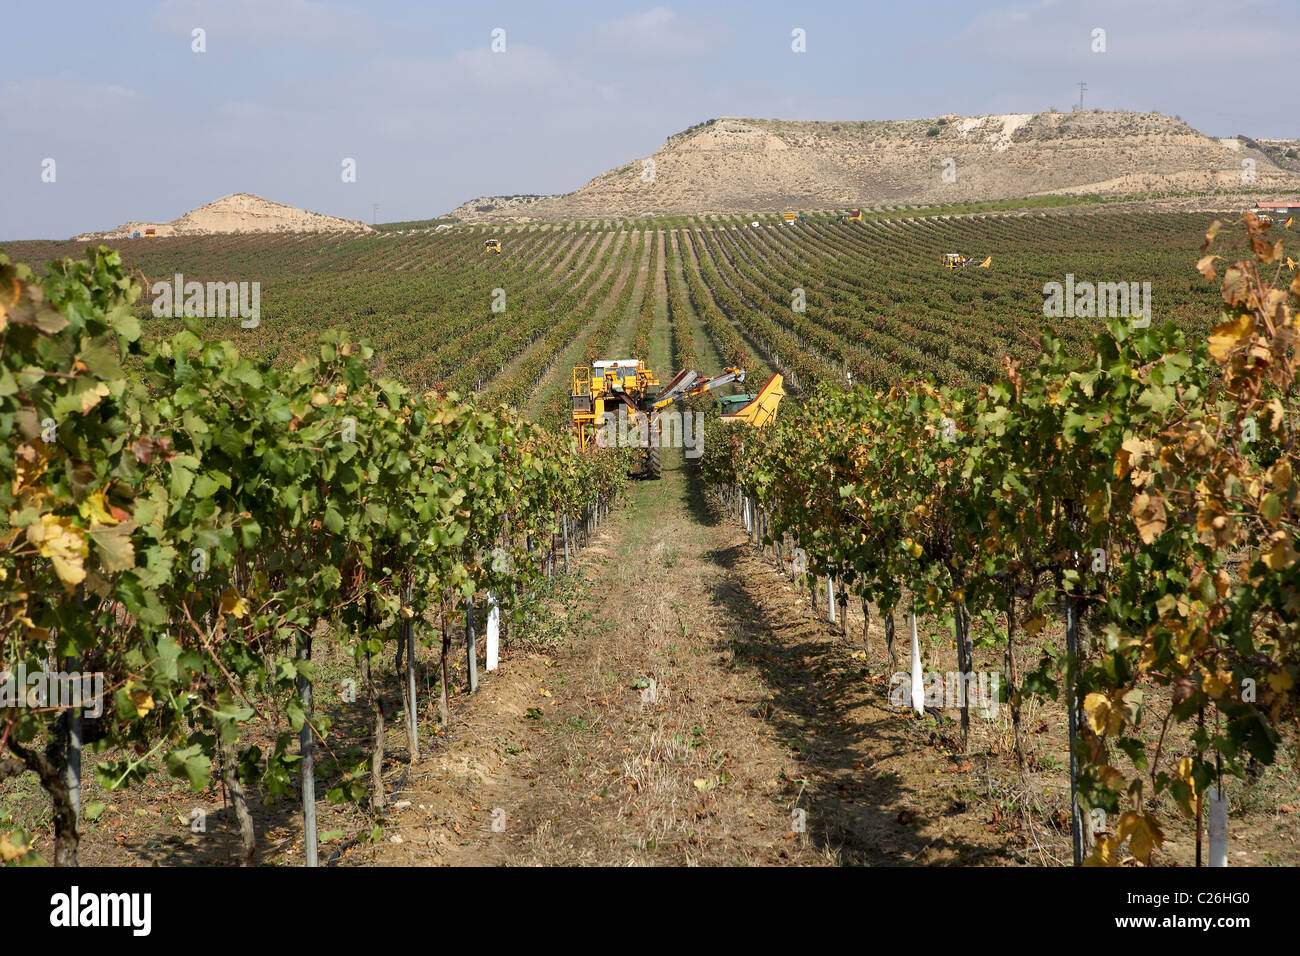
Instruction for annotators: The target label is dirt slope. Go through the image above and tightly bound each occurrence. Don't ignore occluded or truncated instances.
[76,193,372,240]
[450,112,1300,222]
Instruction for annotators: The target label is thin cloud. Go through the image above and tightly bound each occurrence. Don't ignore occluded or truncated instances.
[959,0,1296,66]
[151,0,381,52]
[593,7,727,58]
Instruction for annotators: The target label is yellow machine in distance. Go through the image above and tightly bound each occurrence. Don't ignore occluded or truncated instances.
[571,359,779,478]
[484,239,502,254]
[943,252,991,269]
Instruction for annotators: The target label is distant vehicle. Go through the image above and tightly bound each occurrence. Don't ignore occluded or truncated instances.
[144,228,156,236]
[783,213,797,223]
[943,252,992,269]
[131,232,141,238]
[837,209,863,223]
[484,239,502,253]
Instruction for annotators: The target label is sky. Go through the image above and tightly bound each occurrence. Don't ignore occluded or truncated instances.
[2,0,1296,239]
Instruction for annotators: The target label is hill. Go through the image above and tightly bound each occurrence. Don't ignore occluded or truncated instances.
[75,193,373,240]
[448,112,1300,222]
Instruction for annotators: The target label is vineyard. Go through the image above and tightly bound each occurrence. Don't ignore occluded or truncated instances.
[3,209,1249,408]
[0,246,633,866]
[2,209,1297,869]
[701,212,1300,865]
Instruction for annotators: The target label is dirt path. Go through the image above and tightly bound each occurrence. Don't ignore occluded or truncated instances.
[363,454,1010,866]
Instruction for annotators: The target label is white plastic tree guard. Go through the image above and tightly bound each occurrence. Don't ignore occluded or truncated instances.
[1208,789,1228,867]
[486,594,501,672]
[909,612,924,715]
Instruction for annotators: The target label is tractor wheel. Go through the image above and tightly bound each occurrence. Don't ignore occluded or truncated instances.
[644,444,662,479]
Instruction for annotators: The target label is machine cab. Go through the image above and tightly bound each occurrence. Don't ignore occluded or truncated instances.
[593,359,641,392]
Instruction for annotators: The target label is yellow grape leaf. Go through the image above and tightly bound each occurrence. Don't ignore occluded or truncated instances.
[0,832,30,863]
[1084,692,1122,736]
[1172,758,1199,819]
[1085,487,1108,522]
[1214,568,1232,598]
[77,490,119,527]
[1116,436,1153,483]
[129,687,155,718]
[26,514,88,588]
[1262,531,1298,571]
[1207,311,1253,361]
[1023,613,1046,637]
[76,381,111,415]
[1131,492,1167,545]
[1201,669,1231,698]
[1267,669,1295,693]
[1083,835,1120,867]
[1267,459,1292,492]
[1117,811,1164,864]
[219,587,249,619]
[11,443,50,497]
[1096,764,1127,789]
[1195,255,1217,282]
[692,778,708,791]
[1251,235,1283,264]
[1200,219,1221,252]
[1264,288,1290,322]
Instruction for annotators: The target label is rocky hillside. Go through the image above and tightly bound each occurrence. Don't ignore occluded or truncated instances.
[449,112,1300,222]
[76,193,372,240]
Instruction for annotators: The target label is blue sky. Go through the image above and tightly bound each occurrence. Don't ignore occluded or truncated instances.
[3,0,1296,239]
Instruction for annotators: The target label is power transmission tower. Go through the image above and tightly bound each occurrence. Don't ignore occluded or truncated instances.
[371,203,380,225]
[1076,81,1087,111]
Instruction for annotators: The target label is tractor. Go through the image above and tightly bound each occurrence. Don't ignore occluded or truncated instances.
[484,239,502,254]
[837,209,863,223]
[571,360,778,478]
[943,252,991,269]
